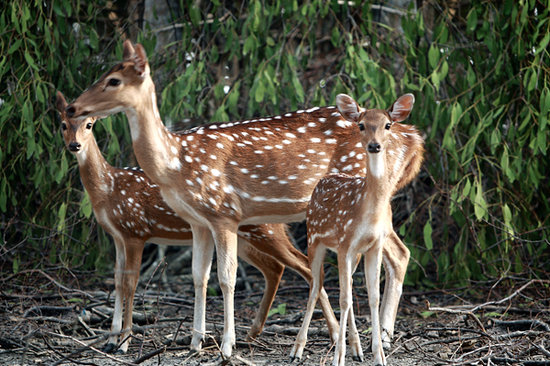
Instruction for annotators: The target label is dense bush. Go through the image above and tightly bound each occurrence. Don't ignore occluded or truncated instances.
[1,0,548,286]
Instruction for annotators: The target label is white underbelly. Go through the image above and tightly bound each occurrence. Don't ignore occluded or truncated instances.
[146,237,193,246]
[241,212,306,225]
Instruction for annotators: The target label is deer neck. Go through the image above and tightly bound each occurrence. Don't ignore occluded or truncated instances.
[75,137,114,197]
[364,152,392,214]
[124,78,180,182]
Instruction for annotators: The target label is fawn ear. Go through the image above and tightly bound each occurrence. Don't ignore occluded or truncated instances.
[336,94,363,122]
[133,43,150,79]
[389,94,415,122]
[123,39,136,61]
[55,91,68,113]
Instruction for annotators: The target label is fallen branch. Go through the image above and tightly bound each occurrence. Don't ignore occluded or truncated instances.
[426,300,489,334]
[470,279,550,313]
[45,331,136,366]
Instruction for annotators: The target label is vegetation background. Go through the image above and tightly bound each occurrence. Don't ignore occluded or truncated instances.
[1,0,548,290]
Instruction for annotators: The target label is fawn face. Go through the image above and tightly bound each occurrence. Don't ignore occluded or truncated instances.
[65,41,150,120]
[336,93,415,177]
[336,93,415,155]
[56,91,97,154]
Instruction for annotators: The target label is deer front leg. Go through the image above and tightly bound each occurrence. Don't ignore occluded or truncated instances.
[348,254,364,362]
[190,225,214,353]
[104,237,126,353]
[333,253,354,366]
[212,225,239,358]
[380,231,409,349]
[118,238,144,353]
[365,242,386,366]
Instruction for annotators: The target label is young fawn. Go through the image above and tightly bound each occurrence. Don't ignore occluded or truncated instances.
[56,91,320,353]
[66,40,412,357]
[291,94,424,366]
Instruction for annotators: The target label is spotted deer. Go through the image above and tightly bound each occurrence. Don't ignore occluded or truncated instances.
[65,40,411,357]
[291,94,424,366]
[56,91,326,353]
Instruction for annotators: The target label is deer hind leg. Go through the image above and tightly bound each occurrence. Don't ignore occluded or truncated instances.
[347,254,364,362]
[290,244,327,361]
[118,238,144,353]
[237,238,284,340]
[212,224,239,358]
[380,231,409,349]
[245,224,339,343]
[104,237,126,353]
[365,242,386,366]
[190,225,214,353]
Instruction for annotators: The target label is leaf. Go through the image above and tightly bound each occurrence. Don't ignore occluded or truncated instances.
[57,202,67,232]
[536,33,550,55]
[268,303,287,317]
[461,178,471,201]
[420,311,435,319]
[423,221,433,250]
[24,51,39,71]
[474,181,487,221]
[80,191,93,219]
[467,9,478,32]
[450,102,463,128]
[428,44,439,69]
[291,75,304,103]
[255,79,265,103]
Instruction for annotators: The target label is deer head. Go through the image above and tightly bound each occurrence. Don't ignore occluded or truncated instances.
[336,93,415,178]
[56,91,98,154]
[65,40,152,120]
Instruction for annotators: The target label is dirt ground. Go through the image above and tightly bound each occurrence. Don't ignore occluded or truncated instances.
[1,250,549,366]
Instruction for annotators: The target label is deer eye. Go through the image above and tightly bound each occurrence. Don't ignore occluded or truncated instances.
[385,122,391,130]
[359,123,365,131]
[86,122,93,129]
[108,78,121,87]
[62,123,67,131]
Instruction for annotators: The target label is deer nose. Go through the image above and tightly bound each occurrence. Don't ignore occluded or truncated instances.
[368,142,381,153]
[66,105,76,117]
[69,142,81,152]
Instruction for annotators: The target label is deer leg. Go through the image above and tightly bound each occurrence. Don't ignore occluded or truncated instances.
[247,229,339,342]
[333,252,354,366]
[290,244,327,361]
[212,225,239,358]
[190,225,214,353]
[365,242,386,366]
[118,238,144,353]
[104,237,126,353]
[237,239,284,340]
[348,254,364,362]
[380,231,409,349]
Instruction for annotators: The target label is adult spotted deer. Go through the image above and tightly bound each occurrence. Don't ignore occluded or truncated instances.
[66,40,410,357]
[56,91,318,353]
[291,94,424,366]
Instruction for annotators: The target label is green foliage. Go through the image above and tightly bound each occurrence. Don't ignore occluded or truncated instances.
[1,0,548,286]
[0,0,131,272]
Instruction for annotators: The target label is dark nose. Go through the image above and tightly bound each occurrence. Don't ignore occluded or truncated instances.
[69,142,81,152]
[66,105,76,117]
[368,143,381,153]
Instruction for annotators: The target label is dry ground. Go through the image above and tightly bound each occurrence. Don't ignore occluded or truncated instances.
[1,249,549,366]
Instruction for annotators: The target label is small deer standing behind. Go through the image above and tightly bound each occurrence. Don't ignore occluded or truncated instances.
[56,91,320,353]
[291,93,424,366]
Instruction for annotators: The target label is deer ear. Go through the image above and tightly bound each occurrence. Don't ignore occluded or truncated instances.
[389,93,415,122]
[336,94,363,122]
[123,39,136,61]
[55,91,68,113]
[133,44,150,78]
